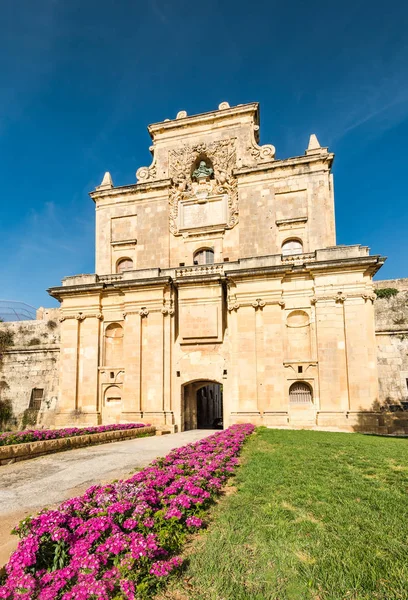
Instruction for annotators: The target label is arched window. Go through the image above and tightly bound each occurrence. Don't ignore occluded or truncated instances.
[194,248,214,265]
[289,381,313,404]
[282,239,303,257]
[116,258,133,273]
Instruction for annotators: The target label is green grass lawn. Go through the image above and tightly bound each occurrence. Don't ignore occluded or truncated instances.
[165,428,408,600]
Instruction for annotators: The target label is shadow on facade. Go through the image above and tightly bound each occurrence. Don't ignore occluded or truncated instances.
[182,381,223,431]
[353,399,408,435]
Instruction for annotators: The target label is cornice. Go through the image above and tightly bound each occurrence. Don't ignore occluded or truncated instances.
[89,179,171,202]
[147,102,259,138]
[234,152,334,177]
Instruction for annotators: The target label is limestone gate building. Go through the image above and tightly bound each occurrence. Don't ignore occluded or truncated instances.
[40,101,389,432]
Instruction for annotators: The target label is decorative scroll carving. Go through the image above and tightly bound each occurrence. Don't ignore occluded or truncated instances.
[248,144,276,161]
[139,308,149,317]
[168,138,238,235]
[362,293,376,303]
[136,159,157,183]
[136,146,157,183]
[247,125,276,163]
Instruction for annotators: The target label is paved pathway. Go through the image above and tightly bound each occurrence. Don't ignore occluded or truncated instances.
[0,430,215,566]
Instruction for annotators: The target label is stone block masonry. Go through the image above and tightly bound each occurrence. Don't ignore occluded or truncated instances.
[0,308,60,428]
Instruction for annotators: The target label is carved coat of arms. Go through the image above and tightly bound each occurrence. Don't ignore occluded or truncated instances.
[168,139,238,235]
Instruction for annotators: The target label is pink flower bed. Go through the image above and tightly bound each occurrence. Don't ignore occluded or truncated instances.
[0,424,254,599]
[0,424,149,447]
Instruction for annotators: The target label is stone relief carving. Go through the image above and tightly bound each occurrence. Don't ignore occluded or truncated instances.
[168,138,238,235]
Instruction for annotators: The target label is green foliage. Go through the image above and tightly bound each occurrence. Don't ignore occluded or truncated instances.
[0,398,14,429]
[376,287,399,299]
[171,428,408,600]
[0,329,14,350]
[21,408,39,430]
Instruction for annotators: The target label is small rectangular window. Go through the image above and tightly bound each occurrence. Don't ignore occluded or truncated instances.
[29,388,44,410]
[298,366,303,374]
[179,263,185,267]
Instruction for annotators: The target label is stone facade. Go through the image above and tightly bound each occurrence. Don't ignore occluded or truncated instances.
[3,102,408,432]
[43,101,386,432]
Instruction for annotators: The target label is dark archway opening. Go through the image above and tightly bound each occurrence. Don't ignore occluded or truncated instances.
[197,383,223,429]
[182,380,223,430]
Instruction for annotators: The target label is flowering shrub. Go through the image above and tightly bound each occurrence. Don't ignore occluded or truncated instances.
[0,423,149,447]
[0,424,254,599]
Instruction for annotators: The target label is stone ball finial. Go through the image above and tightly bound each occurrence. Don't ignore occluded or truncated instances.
[218,102,230,110]
[176,110,187,119]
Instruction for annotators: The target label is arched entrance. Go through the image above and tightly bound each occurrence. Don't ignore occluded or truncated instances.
[182,381,223,431]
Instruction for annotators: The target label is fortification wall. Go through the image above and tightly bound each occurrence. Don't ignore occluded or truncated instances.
[0,308,60,428]
[374,279,408,406]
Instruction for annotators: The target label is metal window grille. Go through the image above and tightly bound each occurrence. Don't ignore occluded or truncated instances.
[289,382,312,404]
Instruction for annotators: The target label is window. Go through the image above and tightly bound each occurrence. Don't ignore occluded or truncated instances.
[29,388,44,410]
[116,258,133,273]
[282,239,303,256]
[289,381,312,404]
[193,248,214,265]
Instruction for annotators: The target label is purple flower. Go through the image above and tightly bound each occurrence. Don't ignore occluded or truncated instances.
[186,516,203,528]
[0,424,255,598]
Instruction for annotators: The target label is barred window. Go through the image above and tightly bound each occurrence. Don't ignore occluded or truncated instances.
[289,382,312,404]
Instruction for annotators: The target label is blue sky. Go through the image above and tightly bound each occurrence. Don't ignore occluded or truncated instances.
[1,0,407,309]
